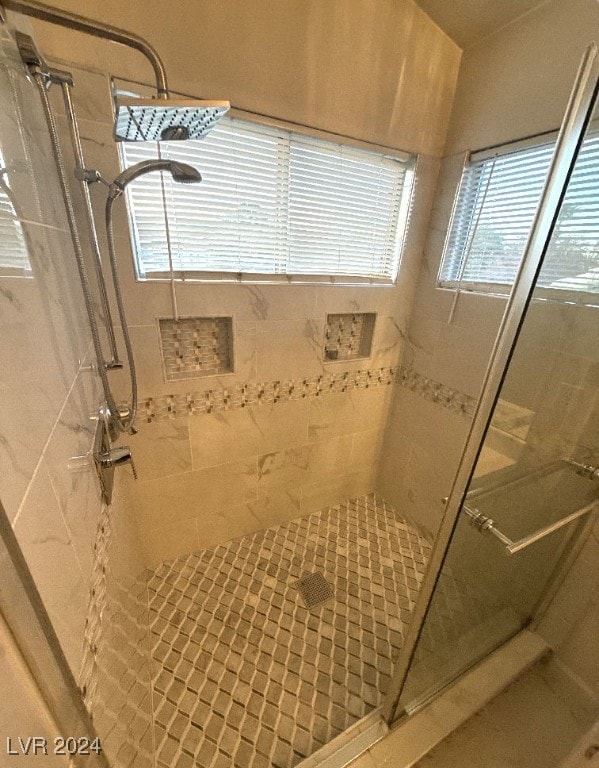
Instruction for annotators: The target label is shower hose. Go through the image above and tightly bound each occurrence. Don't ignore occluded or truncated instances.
[33,71,137,434]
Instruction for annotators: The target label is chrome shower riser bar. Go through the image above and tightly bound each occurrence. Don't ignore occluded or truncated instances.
[17,32,132,438]
[28,66,124,436]
[50,66,122,369]
[61,81,122,369]
[17,33,122,368]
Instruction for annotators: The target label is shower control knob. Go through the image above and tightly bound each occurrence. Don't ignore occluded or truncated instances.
[98,446,137,480]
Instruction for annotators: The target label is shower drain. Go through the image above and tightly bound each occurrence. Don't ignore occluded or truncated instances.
[292,572,335,609]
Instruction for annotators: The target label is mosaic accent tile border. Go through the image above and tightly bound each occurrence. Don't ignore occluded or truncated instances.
[80,505,111,711]
[397,368,478,418]
[80,507,155,768]
[141,366,397,422]
[148,493,432,768]
[140,366,477,423]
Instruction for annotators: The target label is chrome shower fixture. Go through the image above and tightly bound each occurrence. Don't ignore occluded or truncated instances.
[3,1,230,143]
[114,97,230,142]
[108,159,202,198]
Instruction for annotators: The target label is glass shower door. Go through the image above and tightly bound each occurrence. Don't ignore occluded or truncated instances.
[390,49,599,716]
[401,461,597,708]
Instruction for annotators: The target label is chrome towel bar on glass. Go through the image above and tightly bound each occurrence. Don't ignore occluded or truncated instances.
[462,501,598,555]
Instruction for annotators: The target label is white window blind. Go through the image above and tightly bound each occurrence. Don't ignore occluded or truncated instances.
[0,187,28,274]
[121,117,413,283]
[0,148,29,276]
[439,130,599,296]
[0,186,31,277]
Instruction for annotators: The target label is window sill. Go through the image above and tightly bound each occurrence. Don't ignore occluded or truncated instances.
[437,281,599,307]
[137,270,397,287]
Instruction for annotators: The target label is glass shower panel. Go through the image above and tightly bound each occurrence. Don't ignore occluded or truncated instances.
[399,89,599,712]
[0,27,155,768]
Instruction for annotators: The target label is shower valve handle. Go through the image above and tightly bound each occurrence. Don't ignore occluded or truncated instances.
[98,446,137,480]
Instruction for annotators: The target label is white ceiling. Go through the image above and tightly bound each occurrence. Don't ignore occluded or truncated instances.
[416,0,547,48]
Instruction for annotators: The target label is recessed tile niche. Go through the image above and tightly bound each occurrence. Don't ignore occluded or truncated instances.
[159,317,234,381]
[324,312,376,362]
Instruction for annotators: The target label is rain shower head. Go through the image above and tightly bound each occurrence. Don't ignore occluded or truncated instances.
[114,97,230,142]
[109,159,202,198]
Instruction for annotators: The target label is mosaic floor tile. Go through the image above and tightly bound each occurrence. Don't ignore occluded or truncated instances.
[148,493,432,768]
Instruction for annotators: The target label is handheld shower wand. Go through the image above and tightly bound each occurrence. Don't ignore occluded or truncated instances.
[104,160,202,435]
[108,159,202,198]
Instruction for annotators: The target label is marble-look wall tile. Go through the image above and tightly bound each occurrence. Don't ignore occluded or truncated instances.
[256,318,326,380]
[308,387,392,442]
[378,387,471,537]
[134,458,258,529]
[129,417,192,481]
[53,116,124,248]
[12,462,88,674]
[189,399,309,469]
[111,324,164,400]
[0,57,69,230]
[537,519,599,687]
[299,466,377,516]
[0,221,92,522]
[238,284,319,321]
[119,269,321,329]
[19,222,90,370]
[350,429,384,471]
[50,66,116,127]
[142,517,199,570]
[369,315,408,370]
[244,488,303,529]
[193,501,267,553]
[44,368,103,580]
[427,320,497,400]
[257,435,353,493]
[556,593,599,697]
[314,285,396,317]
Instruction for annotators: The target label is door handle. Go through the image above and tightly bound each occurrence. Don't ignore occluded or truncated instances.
[462,501,598,555]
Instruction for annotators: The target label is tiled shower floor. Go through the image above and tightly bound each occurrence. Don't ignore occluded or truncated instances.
[148,494,432,768]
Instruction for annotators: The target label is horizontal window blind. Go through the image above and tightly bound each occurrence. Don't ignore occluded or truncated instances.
[121,117,413,282]
[0,180,29,274]
[439,129,599,296]
[543,129,599,292]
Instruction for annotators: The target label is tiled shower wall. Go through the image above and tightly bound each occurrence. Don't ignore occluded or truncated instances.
[26,0,462,569]
[0,23,154,768]
[0,29,103,675]
[378,0,599,539]
[40,61,450,568]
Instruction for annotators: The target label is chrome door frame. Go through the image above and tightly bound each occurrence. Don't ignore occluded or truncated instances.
[382,42,599,724]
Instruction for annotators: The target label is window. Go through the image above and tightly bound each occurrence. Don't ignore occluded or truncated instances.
[0,150,30,276]
[0,189,28,275]
[121,116,414,284]
[439,130,599,296]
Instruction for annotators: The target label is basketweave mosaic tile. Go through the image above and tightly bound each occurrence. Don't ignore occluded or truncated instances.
[147,494,432,768]
[324,313,376,362]
[140,366,477,423]
[159,317,234,381]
